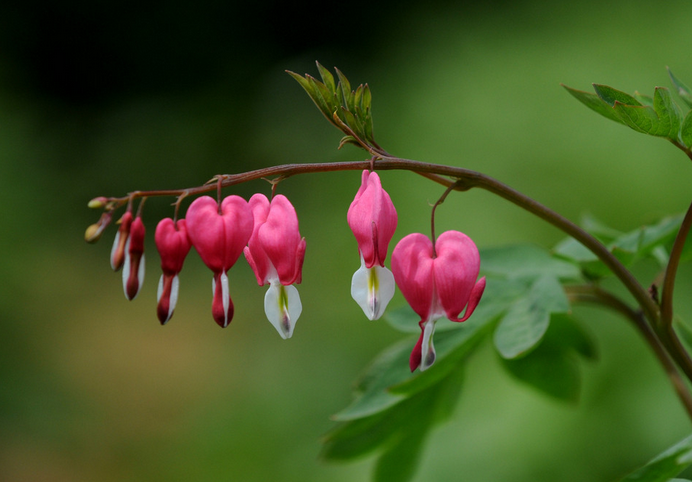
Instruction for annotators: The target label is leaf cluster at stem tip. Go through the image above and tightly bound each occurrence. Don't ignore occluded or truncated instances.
[562,67,692,158]
[287,62,384,155]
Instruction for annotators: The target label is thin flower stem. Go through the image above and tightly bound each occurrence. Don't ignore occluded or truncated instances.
[661,199,692,326]
[430,181,462,257]
[566,285,692,421]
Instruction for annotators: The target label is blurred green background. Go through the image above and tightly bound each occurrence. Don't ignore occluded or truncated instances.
[3,0,692,480]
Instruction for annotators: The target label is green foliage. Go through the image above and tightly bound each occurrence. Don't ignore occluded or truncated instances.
[618,433,692,481]
[563,69,692,147]
[287,63,380,153]
[554,214,683,279]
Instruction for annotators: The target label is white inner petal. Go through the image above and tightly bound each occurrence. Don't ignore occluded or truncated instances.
[168,274,180,320]
[157,274,164,303]
[121,237,131,299]
[420,319,437,371]
[110,231,121,270]
[351,260,395,320]
[264,280,302,339]
[220,271,230,327]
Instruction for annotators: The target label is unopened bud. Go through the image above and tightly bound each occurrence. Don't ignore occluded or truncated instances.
[85,223,105,243]
[84,212,113,243]
[88,197,109,209]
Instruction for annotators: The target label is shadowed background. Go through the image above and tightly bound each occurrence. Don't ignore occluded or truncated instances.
[2,0,692,480]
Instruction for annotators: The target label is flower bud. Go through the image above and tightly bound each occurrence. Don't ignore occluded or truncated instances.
[88,197,109,209]
[84,212,113,243]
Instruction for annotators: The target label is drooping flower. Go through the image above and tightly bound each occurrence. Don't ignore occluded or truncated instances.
[122,215,146,301]
[110,211,133,271]
[154,218,192,325]
[244,194,306,339]
[185,195,253,328]
[391,231,486,372]
[347,170,398,320]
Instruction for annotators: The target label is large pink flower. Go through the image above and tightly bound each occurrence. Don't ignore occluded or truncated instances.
[391,231,486,372]
[186,195,253,328]
[154,218,192,325]
[244,194,306,339]
[347,170,398,320]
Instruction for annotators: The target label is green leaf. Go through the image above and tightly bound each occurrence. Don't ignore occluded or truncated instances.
[500,328,581,402]
[619,433,692,481]
[544,313,597,360]
[635,91,654,106]
[593,84,642,107]
[335,67,354,112]
[315,62,336,93]
[324,360,466,482]
[480,244,580,281]
[562,84,627,125]
[500,313,596,402]
[652,87,683,139]
[668,67,692,109]
[493,275,570,359]
[681,111,692,148]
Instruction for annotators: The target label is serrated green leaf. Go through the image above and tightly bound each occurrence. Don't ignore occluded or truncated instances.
[593,84,642,107]
[619,433,692,481]
[562,84,627,125]
[668,67,692,109]
[363,84,372,111]
[335,67,354,112]
[613,102,662,135]
[493,275,570,359]
[681,111,692,148]
[635,91,654,106]
[308,75,337,117]
[480,244,580,281]
[652,87,683,139]
[315,62,336,93]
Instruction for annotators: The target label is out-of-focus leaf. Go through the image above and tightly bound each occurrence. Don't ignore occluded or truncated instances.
[681,111,692,148]
[323,355,467,482]
[562,84,627,125]
[675,318,692,351]
[480,244,580,281]
[580,213,623,242]
[493,275,570,359]
[555,215,683,279]
[618,433,692,481]
[332,338,411,421]
[668,67,692,109]
[500,314,595,402]
[544,313,598,360]
[500,332,581,402]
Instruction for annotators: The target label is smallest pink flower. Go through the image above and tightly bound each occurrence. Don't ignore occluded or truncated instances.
[122,216,146,301]
[244,194,306,339]
[154,218,192,324]
[391,231,486,372]
[347,170,398,320]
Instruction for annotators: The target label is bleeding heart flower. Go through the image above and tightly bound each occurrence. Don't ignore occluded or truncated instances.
[154,218,192,325]
[244,194,306,339]
[347,170,398,320]
[122,215,146,301]
[391,231,486,372]
[110,211,133,271]
[186,195,253,328]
